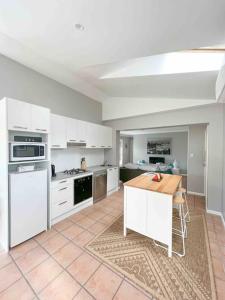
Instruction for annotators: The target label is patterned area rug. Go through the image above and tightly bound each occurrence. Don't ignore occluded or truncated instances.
[86,213,216,300]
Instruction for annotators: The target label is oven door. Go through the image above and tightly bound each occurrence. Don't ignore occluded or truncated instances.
[74,175,92,205]
[10,143,45,161]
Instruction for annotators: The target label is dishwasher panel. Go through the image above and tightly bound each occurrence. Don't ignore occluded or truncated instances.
[94,172,107,202]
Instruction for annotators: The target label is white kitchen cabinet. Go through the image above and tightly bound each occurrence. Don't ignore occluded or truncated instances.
[103,126,112,148]
[31,104,50,133]
[67,118,87,144]
[107,167,118,193]
[125,187,147,236]
[7,98,50,133]
[51,114,67,148]
[67,117,78,143]
[124,185,174,257]
[7,98,31,131]
[86,123,100,148]
[86,123,112,148]
[51,178,73,219]
[78,120,87,143]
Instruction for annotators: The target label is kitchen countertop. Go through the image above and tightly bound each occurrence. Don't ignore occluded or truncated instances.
[51,171,93,182]
[87,165,118,173]
[124,173,182,195]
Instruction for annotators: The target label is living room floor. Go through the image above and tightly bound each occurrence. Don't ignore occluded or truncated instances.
[0,190,224,300]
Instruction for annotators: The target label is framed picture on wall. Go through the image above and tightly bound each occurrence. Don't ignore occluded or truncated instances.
[147,140,171,155]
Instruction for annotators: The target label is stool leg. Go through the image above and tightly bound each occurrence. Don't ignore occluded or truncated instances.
[172,204,186,257]
[181,202,187,238]
[185,192,190,222]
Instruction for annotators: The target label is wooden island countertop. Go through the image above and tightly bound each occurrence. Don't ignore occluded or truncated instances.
[124,173,182,195]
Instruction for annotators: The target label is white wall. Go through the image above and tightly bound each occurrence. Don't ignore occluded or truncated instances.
[0,54,106,171]
[223,104,225,220]
[132,132,188,170]
[104,104,223,213]
[188,124,206,195]
[103,98,214,120]
[120,136,133,165]
[51,148,104,173]
[0,54,102,123]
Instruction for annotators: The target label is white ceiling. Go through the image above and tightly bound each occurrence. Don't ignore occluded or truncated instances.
[0,0,225,116]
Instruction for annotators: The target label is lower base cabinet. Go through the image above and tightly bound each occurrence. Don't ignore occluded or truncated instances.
[107,167,119,193]
[51,179,73,219]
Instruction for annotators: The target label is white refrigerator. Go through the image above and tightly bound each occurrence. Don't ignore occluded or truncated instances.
[9,169,47,247]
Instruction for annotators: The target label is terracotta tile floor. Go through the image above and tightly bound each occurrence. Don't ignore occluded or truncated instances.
[0,189,224,299]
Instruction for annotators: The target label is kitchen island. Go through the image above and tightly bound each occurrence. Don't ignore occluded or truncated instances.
[123,173,182,257]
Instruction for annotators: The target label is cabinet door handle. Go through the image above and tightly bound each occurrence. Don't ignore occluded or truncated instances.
[91,145,96,148]
[36,128,47,132]
[59,180,67,184]
[69,139,77,142]
[101,146,105,148]
[59,187,68,191]
[52,145,61,147]
[79,140,85,142]
[13,125,28,130]
[58,201,67,206]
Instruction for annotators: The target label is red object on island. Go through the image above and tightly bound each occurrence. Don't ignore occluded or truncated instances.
[152,173,162,182]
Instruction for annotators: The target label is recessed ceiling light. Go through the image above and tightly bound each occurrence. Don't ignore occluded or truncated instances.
[75,23,84,31]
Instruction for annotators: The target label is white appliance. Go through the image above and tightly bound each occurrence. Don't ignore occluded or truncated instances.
[9,142,46,161]
[9,169,47,247]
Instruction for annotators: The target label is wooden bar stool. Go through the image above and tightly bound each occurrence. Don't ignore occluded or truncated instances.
[178,187,190,223]
[153,194,186,257]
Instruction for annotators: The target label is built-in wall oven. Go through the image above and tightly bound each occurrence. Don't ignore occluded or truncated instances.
[74,175,92,205]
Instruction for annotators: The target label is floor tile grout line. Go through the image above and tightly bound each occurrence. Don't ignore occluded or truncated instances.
[33,237,84,297]
[81,262,103,290]
[72,285,98,300]
[34,231,107,297]
[9,241,40,261]
[0,275,22,296]
[112,277,124,300]
[8,251,40,299]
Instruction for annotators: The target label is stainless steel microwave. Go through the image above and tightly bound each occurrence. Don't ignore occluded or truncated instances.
[9,143,46,161]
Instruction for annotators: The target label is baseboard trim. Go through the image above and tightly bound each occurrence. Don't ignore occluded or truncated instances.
[206,209,221,216]
[187,191,205,196]
[206,209,225,229]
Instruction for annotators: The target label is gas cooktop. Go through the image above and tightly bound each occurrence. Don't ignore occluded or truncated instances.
[63,168,87,175]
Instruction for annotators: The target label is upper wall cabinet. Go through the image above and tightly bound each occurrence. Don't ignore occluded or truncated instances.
[103,126,112,148]
[51,114,67,149]
[7,98,50,133]
[7,98,31,131]
[86,123,100,148]
[66,118,87,143]
[86,123,112,148]
[51,112,112,149]
[31,104,50,133]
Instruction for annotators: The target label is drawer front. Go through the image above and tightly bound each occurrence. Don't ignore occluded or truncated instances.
[52,199,73,218]
[51,178,73,190]
[51,184,73,204]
